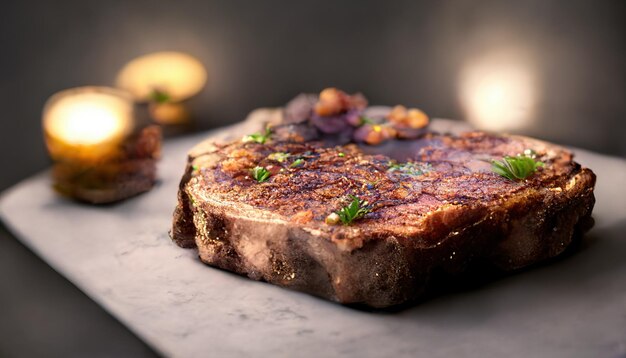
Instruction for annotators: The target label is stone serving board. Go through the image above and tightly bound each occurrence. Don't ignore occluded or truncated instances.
[1,117,625,358]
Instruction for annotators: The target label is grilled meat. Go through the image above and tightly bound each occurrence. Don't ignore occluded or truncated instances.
[171,127,595,308]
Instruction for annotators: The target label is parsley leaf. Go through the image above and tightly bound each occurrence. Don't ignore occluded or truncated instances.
[251,166,271,183]
[491,152,544,181]
[290,158,305,168]
[149,89,171,104]
[388,161,431,176]
[243,127,272,144]
[268,152,290,162]
[335,195,371,225]
[359,116,377,125]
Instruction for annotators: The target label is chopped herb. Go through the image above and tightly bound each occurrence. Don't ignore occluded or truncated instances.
[290,158,305,168]
[149,89,171,104]
[338,152,345,157]
[335,195,371,225]
[191,164,199,171]
[251,166,271,183]
[491,152,544,181]
[359,116,377,125]
[388,161,431,176]
[243,127,272,144]
[268,152,290,162]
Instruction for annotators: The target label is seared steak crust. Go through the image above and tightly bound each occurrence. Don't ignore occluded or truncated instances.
[172,130,595,308]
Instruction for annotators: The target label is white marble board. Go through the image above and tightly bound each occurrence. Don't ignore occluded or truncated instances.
[1,119,626,358]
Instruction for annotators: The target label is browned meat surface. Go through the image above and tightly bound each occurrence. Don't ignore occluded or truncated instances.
[171,130,595,308]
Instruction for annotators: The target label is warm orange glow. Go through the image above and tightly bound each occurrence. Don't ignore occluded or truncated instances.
[459,51,537,131]
[116,51,207,102]
[43,87,134,160]
[149,102,190,125]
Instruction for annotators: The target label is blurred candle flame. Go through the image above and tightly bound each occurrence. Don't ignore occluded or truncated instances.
[43,87,134,160]
[116,51,207,102]
[459,51,537,132]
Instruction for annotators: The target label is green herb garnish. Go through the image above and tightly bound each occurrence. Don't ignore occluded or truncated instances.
[243,127,272,144]
[268,152,290,162]
[149,89,171,104]
[251,166,271,182]
[491,152,544,181]
[290,158,305,168]
[338,152,345,157]
[335,195,371,225]
[359,116,377,125]
[388,161,431,176]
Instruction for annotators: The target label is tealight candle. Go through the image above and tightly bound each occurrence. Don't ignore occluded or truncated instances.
[43,86,161,204]
[115,51,207,126]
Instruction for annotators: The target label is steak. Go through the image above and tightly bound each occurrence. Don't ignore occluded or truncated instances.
[171,111,596,308]
[172,125,595,307]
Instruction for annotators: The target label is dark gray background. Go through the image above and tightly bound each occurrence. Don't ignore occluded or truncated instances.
[0,1,624,356]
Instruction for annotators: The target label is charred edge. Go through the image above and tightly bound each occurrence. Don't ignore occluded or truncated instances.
[171,163,197,248]
[340,238,422,307]
[493,171,596,270]
[195,210,246,276]
[538,188,596,260]
[268,230,336,301]
[264,231,422,308]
